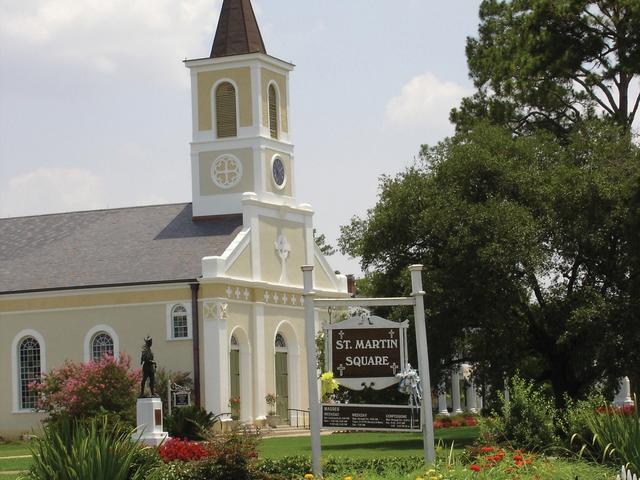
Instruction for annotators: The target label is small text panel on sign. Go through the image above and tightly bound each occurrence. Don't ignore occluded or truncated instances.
[321,403,421,432]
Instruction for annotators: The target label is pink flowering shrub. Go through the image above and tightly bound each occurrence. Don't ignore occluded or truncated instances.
[33,353,140,424]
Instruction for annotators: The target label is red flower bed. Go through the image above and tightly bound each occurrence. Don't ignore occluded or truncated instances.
[158,437,209,462]
[433,414,478,429]
[595,404,636,416]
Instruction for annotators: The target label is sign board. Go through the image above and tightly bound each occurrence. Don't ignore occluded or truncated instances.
[321,403,421,432]
[172,391,191,408]
[326,315,408,390]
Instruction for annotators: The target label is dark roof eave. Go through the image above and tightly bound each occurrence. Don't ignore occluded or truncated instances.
[0,278,201,296]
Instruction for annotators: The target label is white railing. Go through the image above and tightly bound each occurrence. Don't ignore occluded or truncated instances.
[617,466,638,480]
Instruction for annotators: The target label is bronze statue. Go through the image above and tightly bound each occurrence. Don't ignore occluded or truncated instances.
[139,336,157,397]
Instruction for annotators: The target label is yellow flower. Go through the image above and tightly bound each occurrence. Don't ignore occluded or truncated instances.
[426,469,436,475]
[344,477,353,480]
[304,474,314,479]
[415,477,424,480]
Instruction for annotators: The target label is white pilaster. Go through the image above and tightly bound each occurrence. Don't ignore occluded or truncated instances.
[252,303,267,420]
[203,301,229,416]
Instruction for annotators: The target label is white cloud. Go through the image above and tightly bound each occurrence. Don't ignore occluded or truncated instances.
[0,0,223,84]
[0,168,107,218]
[385,73,470,130]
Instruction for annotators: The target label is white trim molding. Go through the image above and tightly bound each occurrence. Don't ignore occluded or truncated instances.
[166,303,193,341]
[83,324,120,363]
[11,329,46,413]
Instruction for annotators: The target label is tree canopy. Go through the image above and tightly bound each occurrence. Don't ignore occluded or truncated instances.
[451,0,640,136]
[339,122,640,403]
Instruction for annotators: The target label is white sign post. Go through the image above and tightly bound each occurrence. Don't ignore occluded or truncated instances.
[302,266,322,478]
[302,264,435,478]
[409,264,436,462]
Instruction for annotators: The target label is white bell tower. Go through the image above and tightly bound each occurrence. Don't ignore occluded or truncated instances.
[185,0,296,218]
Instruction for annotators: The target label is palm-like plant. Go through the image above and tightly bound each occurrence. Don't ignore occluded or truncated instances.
[26,415,151,480]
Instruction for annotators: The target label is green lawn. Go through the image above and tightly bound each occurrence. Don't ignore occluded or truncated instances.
[0,442,32,479]
[259,426,479,459]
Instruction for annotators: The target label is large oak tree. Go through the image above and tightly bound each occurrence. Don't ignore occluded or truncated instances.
[339,123,640,404]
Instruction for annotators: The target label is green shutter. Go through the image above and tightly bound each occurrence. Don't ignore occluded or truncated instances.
[269,84,278,139]
[216,82,237,138]
[275,352,289,420]
[230,350,240,416]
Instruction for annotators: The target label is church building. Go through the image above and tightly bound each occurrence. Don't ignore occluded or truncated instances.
[0,0,349,439]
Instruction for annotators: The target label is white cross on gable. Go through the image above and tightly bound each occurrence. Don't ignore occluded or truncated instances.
[274,235,291,284]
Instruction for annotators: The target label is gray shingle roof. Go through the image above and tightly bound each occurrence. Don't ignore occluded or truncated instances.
[0,203,242,294]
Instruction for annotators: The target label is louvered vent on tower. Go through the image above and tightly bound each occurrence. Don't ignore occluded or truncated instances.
[268,84,278,139]
[216,82,238,138]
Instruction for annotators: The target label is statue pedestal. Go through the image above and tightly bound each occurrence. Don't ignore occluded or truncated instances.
[132,397,168,446]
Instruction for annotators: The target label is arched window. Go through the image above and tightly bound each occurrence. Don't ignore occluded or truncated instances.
[172,304,189,339]
[91,333,114,362]
[230,334,239,349]
[19,337,41,410]
[215,82,237,138]
[268,84,279,139]
[275,332,287,349]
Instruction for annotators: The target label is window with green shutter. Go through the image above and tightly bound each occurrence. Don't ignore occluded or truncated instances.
[216,82,237,138]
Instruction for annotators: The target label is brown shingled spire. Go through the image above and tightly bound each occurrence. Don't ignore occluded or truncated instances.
[210,0,266,58]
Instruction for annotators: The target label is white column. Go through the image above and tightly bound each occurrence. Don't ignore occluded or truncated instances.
[239,346,252,422]
[252,304,267,421]
[409,264,436,463]
[466,383,478,413]
[451,371,463,414]
[203,301,229,416]
[303,265,322,478]
[438,384,449,416]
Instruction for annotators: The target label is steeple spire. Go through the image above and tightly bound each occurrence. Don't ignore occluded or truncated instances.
[210,0,266,58]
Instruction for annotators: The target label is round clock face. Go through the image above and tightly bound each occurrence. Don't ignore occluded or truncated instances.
[272,157,286,189]
[211,154,242,189]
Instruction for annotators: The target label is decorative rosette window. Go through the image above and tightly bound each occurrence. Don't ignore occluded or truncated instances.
[211,154,242,189]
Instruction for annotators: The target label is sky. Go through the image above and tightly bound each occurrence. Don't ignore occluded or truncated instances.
[0,0,483,275]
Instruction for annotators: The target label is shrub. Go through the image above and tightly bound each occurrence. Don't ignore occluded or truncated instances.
[32,354,139,425]
[25,415,148,480]
[558,392,607,451]
[200,428,261,479]
[479,374,559,450]
[158,438,209,462]
[255,455,424,479]
[165,406,220,441]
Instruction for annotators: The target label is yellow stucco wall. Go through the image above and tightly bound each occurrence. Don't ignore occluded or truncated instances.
[199,148,254,196]
[225,245,252,279]
[264,150,292,196]
[261,69,288,133]
[258,216,306,286]
[198,68,252,131]
[314,259,335,291]
[0,289,194,438]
